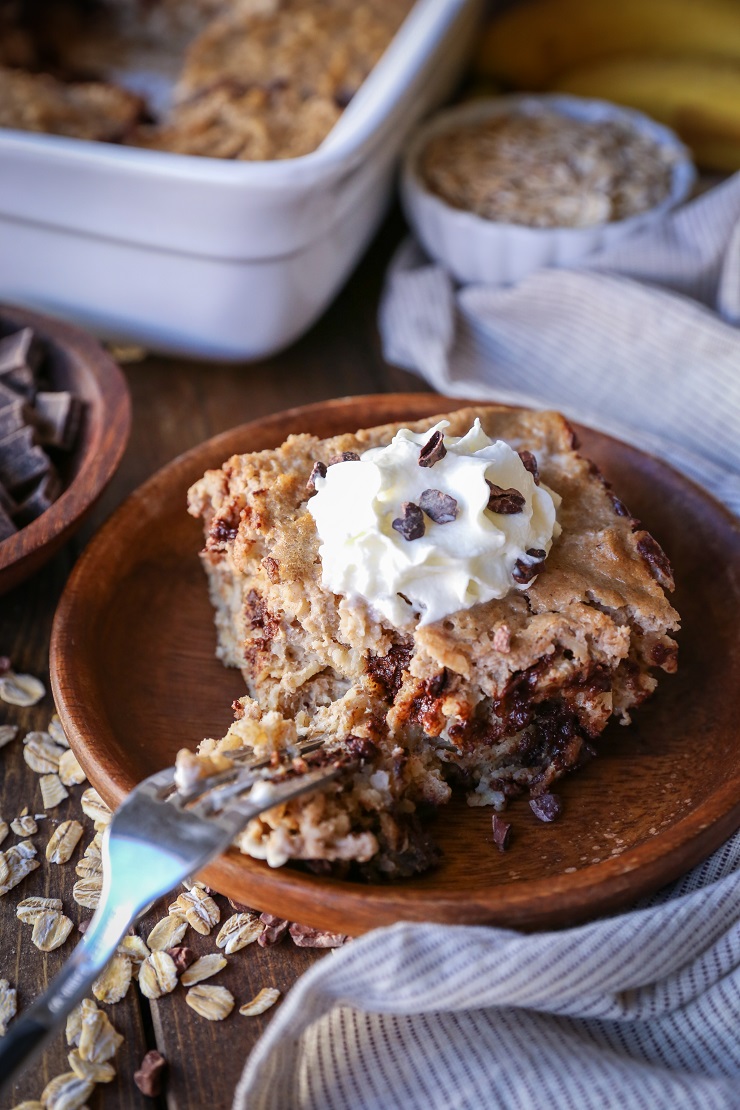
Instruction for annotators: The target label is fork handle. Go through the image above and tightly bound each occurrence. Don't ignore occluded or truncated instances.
[0,1013,51,1083]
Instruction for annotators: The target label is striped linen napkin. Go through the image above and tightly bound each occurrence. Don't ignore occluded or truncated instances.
[234,177,740,1110]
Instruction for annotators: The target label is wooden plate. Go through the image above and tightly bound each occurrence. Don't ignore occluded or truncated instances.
[50,394,740,934]
[0,305,131,593]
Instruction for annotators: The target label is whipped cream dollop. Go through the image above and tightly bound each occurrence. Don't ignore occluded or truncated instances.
[308,420,561,628]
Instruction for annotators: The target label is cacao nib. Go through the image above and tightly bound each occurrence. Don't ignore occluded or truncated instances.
[345,735,378,762]
[529,793,563,822]
[518,450,540,484]
[289,923,347,948]
[419,488,458,524]
[208,516,239,546]
[134,1051,167,1098]
[418,430,446,467]
[392,501,425,541]
[486,480,525,514]
[327,451,360,465]
[492,815,512,851]
[166,946,197,975]
[306,460,327,492]
[512,550,546,584]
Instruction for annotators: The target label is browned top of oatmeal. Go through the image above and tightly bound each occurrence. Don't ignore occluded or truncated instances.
[420,110,677,227]
[0,0,413,160]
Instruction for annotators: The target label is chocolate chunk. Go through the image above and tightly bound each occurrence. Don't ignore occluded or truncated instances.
[512,548,547,584]
[32,391,82,450]
[12,469,61,526]
[288,922,347,948]
[262,556,280,583]
[636,533,674,589]
[492,814,512,851]
[392,501,425,541]
[0,426,50,492]
[77,919,90,935]
[486,480,525,514]
[418,430,446,467]
[0,504,16,542]
[0,382,21,412]
[0,398,24,440]
[134,1050,167,1098]
[327,451,360,465]
[306,460,327,492]
[518,450,540,484]
[0,328,41,398]
[529,793,562,822]
[166,945,197,974]
[419,488,458,524]
[258,913,289,947]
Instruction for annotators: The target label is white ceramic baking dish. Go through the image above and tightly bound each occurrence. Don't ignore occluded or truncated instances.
[0,0,482,361]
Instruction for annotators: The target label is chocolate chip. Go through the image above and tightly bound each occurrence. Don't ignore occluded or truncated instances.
[513,548,547,584]
[636,533,674,589]
[486,481,525,514]
[134,1050,167,1098]
[419,488,458,524]
[518,450,540,484]
[288,922,347,948]
[166,946,197,975]
[327,451,360,466]
[392,501,425,541]
[418,430,446,468]
[492,814,512,851]
[77,918,90,935]
[306,460,327,493]
[529,793,562,822]
[258,913,289,947]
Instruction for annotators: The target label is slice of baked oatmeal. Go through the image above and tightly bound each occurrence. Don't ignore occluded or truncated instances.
[186,407,679,877]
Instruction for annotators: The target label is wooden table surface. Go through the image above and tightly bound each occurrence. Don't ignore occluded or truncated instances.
[0,211,426,1109]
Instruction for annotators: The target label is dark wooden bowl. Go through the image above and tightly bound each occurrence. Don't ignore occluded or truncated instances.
[51,394,740,934]
[0,305,131,593]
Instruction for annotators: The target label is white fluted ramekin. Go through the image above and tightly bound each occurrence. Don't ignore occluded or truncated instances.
[401,94,696,286]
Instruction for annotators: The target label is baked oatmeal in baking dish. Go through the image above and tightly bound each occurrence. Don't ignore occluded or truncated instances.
[185,407,679,878]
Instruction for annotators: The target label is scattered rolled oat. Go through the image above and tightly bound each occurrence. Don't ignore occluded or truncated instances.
[288,923,347,948]
[147,914,188,952]
[16,895,63,923]
[169,886,220,935]
[138,951,178,999]
[73,876,102,909]
[92,954,132,1005]
[23,731,65,774]
[47,715,70,748]
[0,820,7,848]
[9,1102,44,1109]
[58,749,86,787]
[10,813,37,836]
[69,1000,123,1062]
[133,1050,167,1098]
[80,788,111,828]
[215,912,263,954]
[46,820,84,864]
[0,724,18,748]
[67,1050,116,1084]
[31,910,74,952]
[0,978,17,1035]
[185,983,234,1021]
[181,954,227,986]
[0,854,8,887]
[117,935,150,974]
[0,840,39,895]
[0,671,45,707]
[75,834,103,879]
[40,1071,94,1110]
[239,987,281,1017]
[40,773,69,809]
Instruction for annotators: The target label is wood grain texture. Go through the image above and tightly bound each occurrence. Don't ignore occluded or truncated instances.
[50,393,740,935]
[0,306,131,594]
[0,210,420,1109]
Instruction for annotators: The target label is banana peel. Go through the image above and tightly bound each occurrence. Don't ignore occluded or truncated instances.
[553,56,740,171]
[475,0,740,88]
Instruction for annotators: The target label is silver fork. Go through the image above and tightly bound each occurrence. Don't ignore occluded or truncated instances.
[0,742,341,1085]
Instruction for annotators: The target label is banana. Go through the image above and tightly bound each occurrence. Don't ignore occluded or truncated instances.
[475,0,740,89]
[553,56,740,171]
